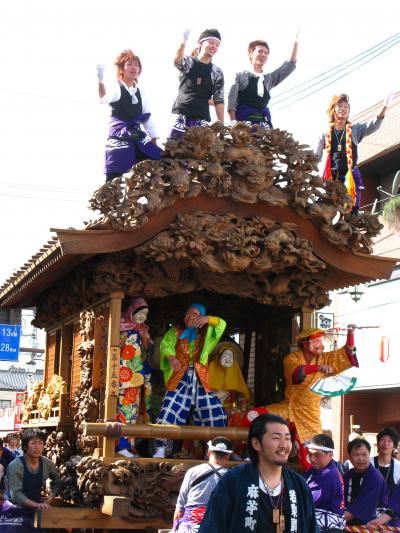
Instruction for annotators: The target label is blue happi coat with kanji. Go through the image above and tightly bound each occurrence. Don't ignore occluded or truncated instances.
[199,462,318,533]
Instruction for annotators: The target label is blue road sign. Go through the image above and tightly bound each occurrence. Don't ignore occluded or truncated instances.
[0,324,21,361]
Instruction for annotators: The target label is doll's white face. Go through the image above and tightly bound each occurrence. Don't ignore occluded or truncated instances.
[132,308,148,324]
[219,349,234,368]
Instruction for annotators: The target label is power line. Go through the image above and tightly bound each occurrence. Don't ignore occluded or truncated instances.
[0,181,91,194]
[272,38,400,111]
[0,87,95,106]
[0,192,88,203]
[273,31,400,101]
[272,35,400,107]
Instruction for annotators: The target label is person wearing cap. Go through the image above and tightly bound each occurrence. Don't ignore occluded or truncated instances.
[153,304,227,458]
[173,437,232,532]
[371,426,400,496]
[304,434,346,531]
[117,297,153,457]
[344,437,390,526]
[96,49,162,182]
[241,325,358,466]
[199,413,318,533]
[315,92,392,212]
[228,31,299,128]
[169,28,224,139]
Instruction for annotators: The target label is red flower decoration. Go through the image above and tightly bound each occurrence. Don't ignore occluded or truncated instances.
[119,366,133,383]
[124,387,139,404]
[122,345,135,360]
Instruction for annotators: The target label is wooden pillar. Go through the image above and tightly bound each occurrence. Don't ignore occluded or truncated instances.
[58,325,72,386]
[104,291,124,458]
[301,306,315,330]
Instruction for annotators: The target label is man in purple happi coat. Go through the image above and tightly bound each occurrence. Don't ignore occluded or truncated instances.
[304,434,346,531]
[367,481,400,528]
[344,437,389,525]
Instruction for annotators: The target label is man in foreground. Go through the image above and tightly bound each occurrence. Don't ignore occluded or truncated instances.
[173,437,232,532]
[304,434,346,531]
[199,413,318,532]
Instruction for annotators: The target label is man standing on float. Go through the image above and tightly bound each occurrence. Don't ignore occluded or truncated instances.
[153,304,227,458]
[169,29,224,139]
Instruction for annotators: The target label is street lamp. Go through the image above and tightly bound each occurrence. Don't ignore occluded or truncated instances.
[348,285,365,303]
[339,284,365,303]
[25,355,36,382]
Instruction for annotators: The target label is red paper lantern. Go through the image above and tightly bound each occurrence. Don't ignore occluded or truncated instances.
[380,336,389,362]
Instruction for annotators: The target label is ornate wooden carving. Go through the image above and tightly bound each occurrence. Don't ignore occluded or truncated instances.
[88,124,382,254]
[71,309,102,456]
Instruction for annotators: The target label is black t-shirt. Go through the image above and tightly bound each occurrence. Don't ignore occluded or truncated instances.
[374,457,396,495]
[330,128,358,176]
[172,59,213,120]
[256,488,291,533]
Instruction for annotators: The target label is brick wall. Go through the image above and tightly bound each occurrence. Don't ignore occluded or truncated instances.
[339,390,400,460]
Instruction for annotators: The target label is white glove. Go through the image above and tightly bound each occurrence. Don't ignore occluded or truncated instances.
[385,91,394,108]
[295,26,301,41]
[182,28,191,44]
[96,64,105,83]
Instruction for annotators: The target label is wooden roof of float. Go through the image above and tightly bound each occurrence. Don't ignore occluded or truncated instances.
[0,124,396,319]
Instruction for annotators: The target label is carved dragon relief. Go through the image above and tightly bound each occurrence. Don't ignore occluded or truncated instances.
[88,123,382,254]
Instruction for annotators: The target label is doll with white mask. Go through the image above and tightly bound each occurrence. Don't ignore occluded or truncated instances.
[209,341,252,421]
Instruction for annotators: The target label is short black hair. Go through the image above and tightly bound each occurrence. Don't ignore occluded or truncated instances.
[0,437,3,449]
[377,427,399,449]
[247,413,289,465]
[347,437,371,455]
[309,433,334,450]
[198,29,221,43]
[21,428,47,452]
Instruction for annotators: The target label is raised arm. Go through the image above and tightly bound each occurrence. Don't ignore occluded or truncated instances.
[377,91,393,119]
[97,64,106,98]
[174,29,191,66]
[290,27,300,62]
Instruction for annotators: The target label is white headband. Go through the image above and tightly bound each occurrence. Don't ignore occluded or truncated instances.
[304,442,334,453]
[198,37,221,44]
[207,440,232,454]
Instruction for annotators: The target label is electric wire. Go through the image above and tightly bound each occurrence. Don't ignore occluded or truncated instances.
[0,180,91,194]
[272,37,400,111]
[273,31,400,100]
[0,192,88,203]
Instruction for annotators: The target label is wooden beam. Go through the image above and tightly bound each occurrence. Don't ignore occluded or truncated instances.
[85,422,248,441]
[59,324,72,385]
[54,196,397,282]
[104,291,124,457]
[301,307,315,330]
[35,507,169,529]
[101,495,131,517]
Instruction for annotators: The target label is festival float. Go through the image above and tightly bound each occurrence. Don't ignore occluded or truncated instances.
[0,123,396,530]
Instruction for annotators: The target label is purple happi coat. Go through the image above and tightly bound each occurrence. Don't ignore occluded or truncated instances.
[304,460,346,530]
[344,463,389,524]
[105,114,161,174]
[235,105,273,129]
